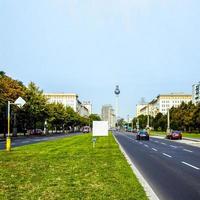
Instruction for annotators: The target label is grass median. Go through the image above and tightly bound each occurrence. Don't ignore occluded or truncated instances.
[0,133,147,200]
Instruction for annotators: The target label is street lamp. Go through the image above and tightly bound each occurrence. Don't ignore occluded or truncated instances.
[114,85,120,128]
[6,97,26,151]
[166,108,170,135]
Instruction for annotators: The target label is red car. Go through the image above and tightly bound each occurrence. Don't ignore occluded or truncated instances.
[166,131,182,140]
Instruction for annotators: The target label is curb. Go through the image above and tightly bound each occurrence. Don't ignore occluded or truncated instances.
[183,137,200,142]
[113,132,159,200]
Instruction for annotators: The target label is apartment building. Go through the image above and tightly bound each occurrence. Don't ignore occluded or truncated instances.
[101,105,116,128]
[138,93,192,117]
[44,93,90,117]
[192,82,200,105]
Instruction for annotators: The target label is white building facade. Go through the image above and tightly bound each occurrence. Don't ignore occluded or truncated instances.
[44,93,90,117]
[101,105,116,128]
[138,93,192,117]
[192,82,200,105]
[82,101,92,115]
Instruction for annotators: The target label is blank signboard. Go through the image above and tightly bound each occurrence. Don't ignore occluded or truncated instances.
[93,121,108,136]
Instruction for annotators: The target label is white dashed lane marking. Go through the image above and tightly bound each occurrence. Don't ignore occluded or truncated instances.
[144,144,149,148]
[170,145,177,148]
[152,148,158,152]
[162,153,172,158]
[183,149,193,153]
[161,142,166,145]
[181,162,199,170]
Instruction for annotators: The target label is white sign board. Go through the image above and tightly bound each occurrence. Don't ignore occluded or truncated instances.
[93,121,108,136]
[14,97,26,108]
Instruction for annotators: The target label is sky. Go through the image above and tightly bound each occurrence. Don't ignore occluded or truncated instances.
[0,0,200,119]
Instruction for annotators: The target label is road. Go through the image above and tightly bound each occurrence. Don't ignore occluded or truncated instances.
[114,131,200,200]
[0,132,82,150]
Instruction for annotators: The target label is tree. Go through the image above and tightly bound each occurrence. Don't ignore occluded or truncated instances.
[47,103,66,132]
[88,114,101,126]
[0,72,25,136]
[19,82,49,131]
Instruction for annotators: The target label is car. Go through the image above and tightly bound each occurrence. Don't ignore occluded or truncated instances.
[29,129,43,135]
[166,130,182,140]
[82,126,90,133]
[136,130,149,140]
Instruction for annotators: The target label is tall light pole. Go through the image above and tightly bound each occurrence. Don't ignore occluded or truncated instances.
[147,104,150,129]
[114,85,120,128]
[167,109,170,135]
[6,97,26,151]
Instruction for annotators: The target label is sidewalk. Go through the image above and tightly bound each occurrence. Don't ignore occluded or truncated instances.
[151,135,200,148]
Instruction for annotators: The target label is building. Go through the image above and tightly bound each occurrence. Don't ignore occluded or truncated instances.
[82,101,92,115]
[136,104,147,117]
[101,105,116,128]
[192,82,200,105]
[44,93,90,117]
[138,93,192,117]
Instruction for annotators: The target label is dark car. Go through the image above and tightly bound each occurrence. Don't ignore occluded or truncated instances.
[166,130,182,140]
[136,130,149,140]
[28,129,43,135]
[82,126,90,133]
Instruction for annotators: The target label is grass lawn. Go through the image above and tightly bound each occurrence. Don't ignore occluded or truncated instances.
[150,131,200,139]
[0,133,147,200]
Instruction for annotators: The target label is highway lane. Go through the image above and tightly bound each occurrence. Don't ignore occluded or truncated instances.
[0,132,83,150]
[114,131,200,200]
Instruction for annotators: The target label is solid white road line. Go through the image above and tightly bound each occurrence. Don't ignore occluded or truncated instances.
[181,162,199,170]
[152,148,158,152]
[183,149,193,153]
[170,145,177,148]
[162,153,172,158]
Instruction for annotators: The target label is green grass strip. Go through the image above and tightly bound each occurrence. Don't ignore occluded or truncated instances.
[0,133,147,200]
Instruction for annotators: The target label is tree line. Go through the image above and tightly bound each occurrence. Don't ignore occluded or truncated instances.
[132,101,200,133]
[0,71,101,137]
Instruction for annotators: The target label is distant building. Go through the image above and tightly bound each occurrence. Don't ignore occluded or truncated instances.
[101,105,116,128]
[192,82,200,105]
[82,101,92,115]
[44,93,90,117]
[136,104,147,117]
[138,93,192,117]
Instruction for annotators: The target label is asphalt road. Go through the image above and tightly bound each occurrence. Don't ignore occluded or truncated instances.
[0,132,82,150]
[114,131,200,200]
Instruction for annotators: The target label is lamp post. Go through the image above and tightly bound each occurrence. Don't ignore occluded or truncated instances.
[6,97,26,151]
[114,85,120,129]
[166,108,170,135]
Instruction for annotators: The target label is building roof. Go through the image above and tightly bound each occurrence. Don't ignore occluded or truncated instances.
[158,93,192,97]
[44,93,78,97]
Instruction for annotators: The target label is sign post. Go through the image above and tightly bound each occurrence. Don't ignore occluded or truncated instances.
[6,97,26,151]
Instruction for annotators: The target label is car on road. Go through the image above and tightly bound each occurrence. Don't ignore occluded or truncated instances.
[29,129,43,135]
[82,126,90,133]
[166,130,182,140]
[136,130,149,140]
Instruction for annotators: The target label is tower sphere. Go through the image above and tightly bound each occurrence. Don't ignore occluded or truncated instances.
[115,85,120,95]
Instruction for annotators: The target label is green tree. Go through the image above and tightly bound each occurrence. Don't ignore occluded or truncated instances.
[88,114,101,126]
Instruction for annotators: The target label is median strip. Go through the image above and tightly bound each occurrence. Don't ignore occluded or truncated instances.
[181,161,199,170]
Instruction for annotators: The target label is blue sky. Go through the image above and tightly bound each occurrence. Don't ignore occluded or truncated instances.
[0,0,200,119]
